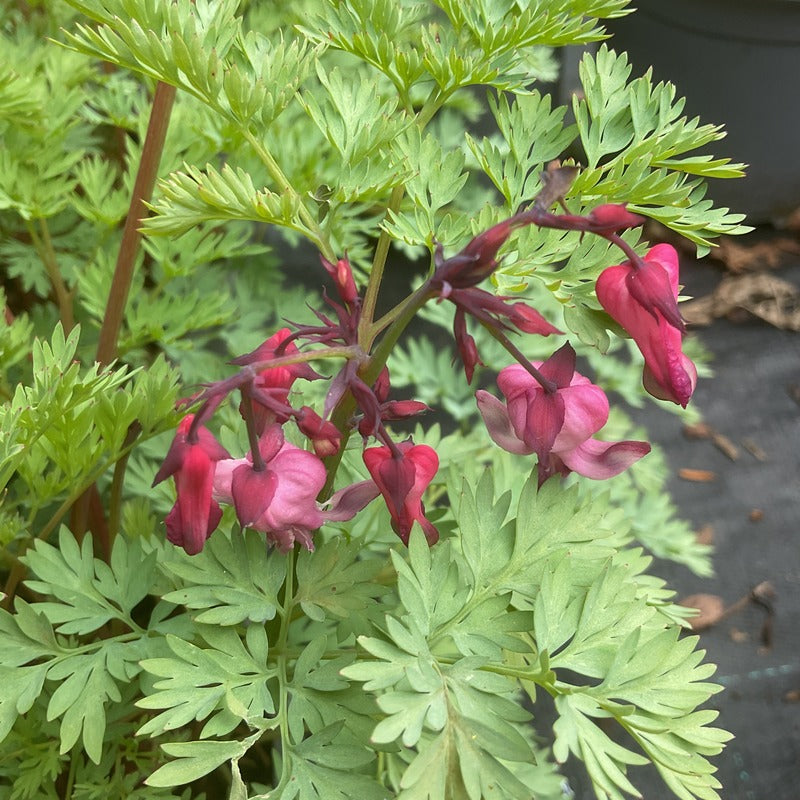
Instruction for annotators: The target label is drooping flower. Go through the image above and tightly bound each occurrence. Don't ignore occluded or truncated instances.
[213,424,327,552]
[363,442,439,545]
[595,243,697,407]
[152,415,231,555]
[476,343,650,484]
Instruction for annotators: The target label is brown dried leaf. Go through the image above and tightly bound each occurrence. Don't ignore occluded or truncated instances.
[683,422,712,440]
[708,236,800,274]
[533,161,579,209]
[710,430,740,461]
[680,593,726,631]
[678,468,717,482]
[695,524,715,546]
[683,273,800,330]
[742,437,768,461]
[682,423,739,459]
[729,627,749,643]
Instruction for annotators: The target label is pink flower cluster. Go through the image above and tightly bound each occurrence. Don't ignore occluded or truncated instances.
[154,262,439,556]
[153,191,698,557]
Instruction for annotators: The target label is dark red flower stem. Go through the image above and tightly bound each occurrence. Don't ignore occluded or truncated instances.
[96,82,176,365]
[481,323,558,394]
[602,232,647,270]
[241,385,267,472]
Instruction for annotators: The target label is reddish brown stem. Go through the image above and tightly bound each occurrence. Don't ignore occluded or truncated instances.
[69,82,176,564]
[95,81,176,366]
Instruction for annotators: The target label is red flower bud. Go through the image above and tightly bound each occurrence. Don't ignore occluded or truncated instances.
[587,204,645,233]
[296,406,341,457]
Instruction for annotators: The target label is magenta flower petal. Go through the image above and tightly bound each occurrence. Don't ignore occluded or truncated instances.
[231,464,278,527]
[538,341,577,389]
[155,416,229,555]
[521,389,565,461]
[323,479,382,522]
[152,415,230,486]
[257,443,327,533]
[476,390,533,455]
[558,437,652,480]
[553,382,609,452]
[481,345,650,484]
[165,498,223,556]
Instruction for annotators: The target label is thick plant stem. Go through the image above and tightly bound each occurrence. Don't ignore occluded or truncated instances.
[71,82,175,559]
[95,81,176,366]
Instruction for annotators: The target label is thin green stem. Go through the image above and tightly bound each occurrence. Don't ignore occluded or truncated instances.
[242,130,334,262]
[365,281,434,386]
[272,548,296,795]
[416,86,448,129]
[359,184,407,339]
[358,87,445,341]
[63,751,77,800]
[27,219,74,331]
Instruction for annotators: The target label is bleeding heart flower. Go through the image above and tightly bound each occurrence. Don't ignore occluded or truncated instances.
[596,243,697,407]
[213,425,327,552]
[152,415,231,555]
[363,442,439,545]
[232,329,321,433]
[476,343,650,484]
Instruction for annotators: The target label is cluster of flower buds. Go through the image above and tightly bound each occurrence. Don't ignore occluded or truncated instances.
[154,166,697,556]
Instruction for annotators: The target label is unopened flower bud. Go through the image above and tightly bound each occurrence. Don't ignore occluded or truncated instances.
[296,406,341,457]
[587,204,645,233]
[321,255,359,306]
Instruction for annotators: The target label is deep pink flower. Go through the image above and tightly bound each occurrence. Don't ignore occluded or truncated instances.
[213,425,327,552]
[363,442,439,545]
[476,344,650,484]
[152,415,231,555]
[596,243,697,407]
[232,329,320,433]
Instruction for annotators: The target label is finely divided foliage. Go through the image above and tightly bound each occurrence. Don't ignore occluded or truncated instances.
[0,0,743,797]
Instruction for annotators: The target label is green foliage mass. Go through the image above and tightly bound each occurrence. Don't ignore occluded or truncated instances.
[0,472,728,799]
[0,0,745,797]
